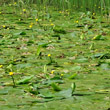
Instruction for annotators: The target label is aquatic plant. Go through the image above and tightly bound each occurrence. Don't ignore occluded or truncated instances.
[9,72,16,87]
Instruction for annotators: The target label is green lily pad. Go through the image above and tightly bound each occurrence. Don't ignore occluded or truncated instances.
[0,89,9,95]
[51,83,61,91]
[17,75,34,84]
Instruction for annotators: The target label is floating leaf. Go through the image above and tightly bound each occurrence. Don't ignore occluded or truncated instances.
[42,78,64,85]
[0,58,5,64]
[93,35,104,40]
[15,63,32,69]
[71,66,81,71]
[55,89,72,98]
[38,42,50,47]
[51,34,61,40]
[0,89,8,95]
[20,31,26,35]
[17,75,34,84]
[92,53,104,58]
[75,57,88,63]
[38,92,55,99]
[92,53,110,59]
[69,73,77,79]
[51,83,61,91]
[28,85,39,95]
[27,40,34,46]
[95,89,110,94]
[53,27,66,34]
[100,63,110,70]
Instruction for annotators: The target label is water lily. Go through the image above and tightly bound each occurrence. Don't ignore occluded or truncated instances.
[14,2,17,5]
[50,23,54,26]
[9,72,16,87]
[9,72,14,76]
[2,25,6,28]
[48,54,51,57]
[23,9,26,12]
[29,25,33,28]
[76,20,79,23]
[51,70,55,74]
[0,65,3,68]
[36,18,38,22]
[60,74,64,76]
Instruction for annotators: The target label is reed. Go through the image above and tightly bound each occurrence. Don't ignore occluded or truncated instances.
[1,0,110,14]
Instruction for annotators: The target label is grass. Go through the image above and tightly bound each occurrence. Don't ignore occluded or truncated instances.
[1,0,110,14]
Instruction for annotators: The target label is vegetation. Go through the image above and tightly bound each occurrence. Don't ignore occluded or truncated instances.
[1,0,110,13]
[0,0,110,110]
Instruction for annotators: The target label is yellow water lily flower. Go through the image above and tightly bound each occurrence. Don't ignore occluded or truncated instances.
[93,13,95,16]
[31,23,34,25]
[14,2,17,5]
[9,72,14,76]
[76,20,79,23]
[48,54,51,57]
[59,11,62,13]
[14,59,17,62]
[0,65,3,68]
[23,9,26,12]
[29,25,32,28]
[36,19,38,22]
[50,23,54,26]
[61,74,64,76]
[2,25,6,28]
[51,70,55,74]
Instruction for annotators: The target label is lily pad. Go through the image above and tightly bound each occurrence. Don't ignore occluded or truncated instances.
[17,75,34,84]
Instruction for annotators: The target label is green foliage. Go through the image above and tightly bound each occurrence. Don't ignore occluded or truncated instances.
[51,83,61,91]
[17,75,34,84]
[1,0,110,14]
[69,73,77,79]
[53,27,66,34]
[71,82,76,96]
[0,1,110,109]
